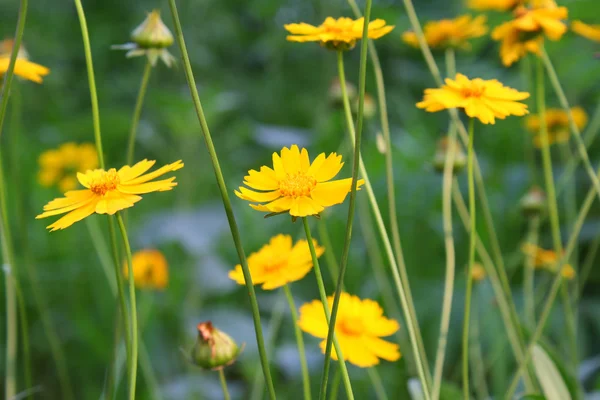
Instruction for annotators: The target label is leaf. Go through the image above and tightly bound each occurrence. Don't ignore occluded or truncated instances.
[532,344,572,400]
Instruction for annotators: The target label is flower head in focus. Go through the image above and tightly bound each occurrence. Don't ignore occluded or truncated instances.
[402,15,488,50]
[0,38,50,83]
[235,145,364,217]
[38,143,99,192]
[123,249,169,290]
[36,159,183,231]
[525,106,587,148]
[571,21,600,42]
[416,73,530,124]
[191,321,242,370]
[112,10,176,67]
[229,234,324,290]
[298,292,400,367]
[284,17,394,51]
[521,243,575,280]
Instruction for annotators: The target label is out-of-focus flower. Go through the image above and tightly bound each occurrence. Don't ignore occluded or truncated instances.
[416,73,529,124]
[112,10,176,67]
[36,159,183,231]
[284,17,394,51]
[0,38,29,59]
[352,93,377,119]
[298,292,400,367]
[467,0,523,12]
[402,15,488,50]
[519,186,546,216]
[123,249,168,290]
[571,21,600,42]
[229,234,324,290]
[471,263,486,282]
[521,243,575,280]
[235,145,364,217]
[432,136,467,174]
[525,106,587,148]
[38,143,99,192]
[328,77,357,106]
[191,321,241,370]
[0,38,49,83]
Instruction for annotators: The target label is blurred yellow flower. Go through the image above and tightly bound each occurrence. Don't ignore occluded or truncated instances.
[235,145,364,217]
[38,143,99,192]
[0,38,49,83]
[571,21,600,42]
[525,106,587,148]
[123,249,168,290]
[491,5,568,66]
[36,159,183,231]
[471,263,486,282]
[229,234,324,290]
[416,73,530,124]
[284,17,394,50]
[521,243,575,280]
[298,292,400,367]
[467,0,523,12]
[402,15,488,50]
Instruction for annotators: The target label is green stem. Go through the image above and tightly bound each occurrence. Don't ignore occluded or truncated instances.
[329,367,342,400]
[166,1,276,397]
[524,217,540,329]
[116,212,138,400]
[302,217,354,400]
[15,282,32,391]
[219,369,231,400]
[127,60,153,166]
[577,233,600,302]
[470,302,490,400]
[284,284,312,400]
[367,367,389,400]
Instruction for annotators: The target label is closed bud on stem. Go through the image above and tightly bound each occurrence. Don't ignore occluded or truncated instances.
[433,136,467,174]
[131,10,174,49]
[352,93,377,119]
[328,77,357,107]
[520,186,546,217]
[191,321,241,370]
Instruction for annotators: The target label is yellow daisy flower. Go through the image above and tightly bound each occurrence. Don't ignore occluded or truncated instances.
[229,234,324,290]
[416,73,530,124]
[521,243,575,280]
[298,292,400,367]
[36,159,183,231]
[402,15,488,50]
[38,143,99,192]
[571,20,600,42]
[284,17,394,50]
[235,145,365,217]
[467,0,523,12]
[525,106,588,148]
[123,249,169,290]
[0,38,50,83]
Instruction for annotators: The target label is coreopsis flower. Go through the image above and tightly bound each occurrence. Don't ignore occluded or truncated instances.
[471,263,486,282]
[467,0,523,12]
[491,5,568,66]
[432,136,467,174]
[235,145,365,217]
[571,21,600,42]
[191,322,241,370]
[525,106,587,148]
[123,249,169,290]
[521,243,575,280]
[38,143,99,192]
[298,292,400,367]
[36,159,183,231]
[112,10,176,67]
[0,38,49,83]
[229,234,324,290]
[402,15,488,50]
[519,186,546,216]
[416,73,530,124]
[284,17,394,51]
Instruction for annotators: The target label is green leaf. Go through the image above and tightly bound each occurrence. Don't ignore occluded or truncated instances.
[532,344,572,400]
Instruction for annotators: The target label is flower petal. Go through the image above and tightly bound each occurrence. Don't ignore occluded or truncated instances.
[124,160,183,185]
[311,178,364,208]
[95,191,142,215]
[118,159,156,182]
[45,198,99,231]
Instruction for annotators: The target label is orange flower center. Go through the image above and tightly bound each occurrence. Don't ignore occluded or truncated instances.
[338,318,363,337]
[461,85,486,99]
[279,172,317,198]
[90,169,120,195]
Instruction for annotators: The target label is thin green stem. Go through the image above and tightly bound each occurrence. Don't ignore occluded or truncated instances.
[329,368,342,400]
[167,1,276,397]
[462,118,476,400]
[577,234,600,302]
[367,368,388,400]
[470,302,490,400]
[302,217,354,400]
[524,217,540,329]
[127,60,153,165]
[218,369,231,400]
[116,212,138,400]
[284,284,312,400]
[15,282,31,391]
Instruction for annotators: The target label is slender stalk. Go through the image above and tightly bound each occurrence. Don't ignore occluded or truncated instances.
[577,234,600,302]
[524,217,540,328]
[218,369,231,400]
[470,301,490,400]
[367,368,389,400]
[127,60,153,165]
[329,367,342,400]
[302,217,354,400]
[166,1,276,397]
[284,285,312,400]
[15,282,31,391]
[116,212,139,400]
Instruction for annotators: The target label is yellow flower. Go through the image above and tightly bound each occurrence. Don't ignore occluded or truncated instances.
[491,5,568,66]
[402,15,488,50]
[235,145,365,217]
[298,292,400,367]
[284,17,394,50]
[467,0,523,12]
[521,243,575,280]
[229,234,324,290]
[525,106,587,148]
[416,73,530,124]
[471,263,486,282]
[36,159,184,231]
[38,143,99,192]
[0,38,49,83]
[571,20,600,42]
[123,249,169,290]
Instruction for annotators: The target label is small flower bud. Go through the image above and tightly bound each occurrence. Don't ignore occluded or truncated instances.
[561,264,576,280]
[471,263,486,282]
[375,132,387,154]
[328,78,357,106]
[520,186,546,217]
[131,10,174,49]
[191,322,241,370]
[432,136,466,174]
[352,93,377,119]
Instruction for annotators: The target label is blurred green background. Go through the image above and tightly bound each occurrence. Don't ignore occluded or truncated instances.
[1,0,600,398]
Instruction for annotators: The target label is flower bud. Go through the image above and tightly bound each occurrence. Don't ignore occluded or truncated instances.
[191,322,241,370]
[520,186,546,217]
[131,10,174,49]
[328,78,357,106]
[352,93,377,119]
[471,263,486,282]
[432,136,466,174]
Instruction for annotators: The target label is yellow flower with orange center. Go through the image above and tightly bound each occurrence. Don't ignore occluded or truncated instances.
[525,106,587,148]
[521,243,575,280]
[402,15,488,50]
[416,73,530,124]
[38,143,99,192]
[298,292,400,367]
[36,159,183,231]
[123,249,169,290]
[571,21,600,42]
[0,38,50,83]
[235,145,364,217]
[229,234,324,290]
[284,17,394,50]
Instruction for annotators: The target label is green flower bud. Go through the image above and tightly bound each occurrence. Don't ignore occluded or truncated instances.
[131,10,174,49]
[432,136,466,174]
[191,321,241,370]
[520,186,546,217]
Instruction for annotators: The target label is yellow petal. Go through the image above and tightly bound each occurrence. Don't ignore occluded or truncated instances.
[312,153,344,182]
[118,159,156,182]
[40,190,95,212]
[236,187,281,203]
[311,178,363,208]
[95,191,142,215]
[243,166,279,190]
[118,177,177,194]
[45,198,99,231]
[124,160,183,185]
[289,196,324,217]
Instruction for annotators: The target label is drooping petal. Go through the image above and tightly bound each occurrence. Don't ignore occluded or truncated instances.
[290,196,324,217]
[45,198,99,231]
[235,187,281,203]
[263,196,294,213]
[40,189,96,212]
[95,191,142,215]
[311,178,364,207]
